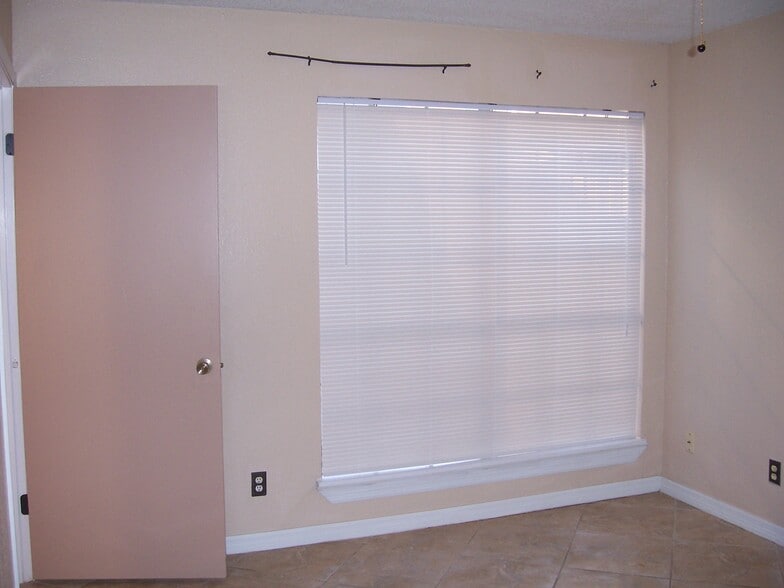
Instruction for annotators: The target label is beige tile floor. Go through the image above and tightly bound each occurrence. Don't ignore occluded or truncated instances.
[23,493,784,588]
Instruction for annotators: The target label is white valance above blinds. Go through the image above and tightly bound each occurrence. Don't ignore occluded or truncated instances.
[317,98,645,502]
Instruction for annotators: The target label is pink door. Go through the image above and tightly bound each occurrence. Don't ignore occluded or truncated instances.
[14,86,225,580]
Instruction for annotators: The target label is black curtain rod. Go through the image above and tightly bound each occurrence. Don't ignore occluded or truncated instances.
[268,51,471,74]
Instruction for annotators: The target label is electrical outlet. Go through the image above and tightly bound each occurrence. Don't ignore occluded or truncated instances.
[769,459,781,486]
[686,432,695,454]
[251,471,267,496]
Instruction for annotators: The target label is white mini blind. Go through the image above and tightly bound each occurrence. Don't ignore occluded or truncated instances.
[317,98,644,489]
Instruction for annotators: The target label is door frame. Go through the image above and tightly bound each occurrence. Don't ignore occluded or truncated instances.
[1,85,32,585]
[0,43,32,586]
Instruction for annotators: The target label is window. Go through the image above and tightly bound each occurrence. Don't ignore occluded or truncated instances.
[317,98,645,503]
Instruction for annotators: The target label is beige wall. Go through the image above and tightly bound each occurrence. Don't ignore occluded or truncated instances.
[12,0,668,537]
[666,11,784,526]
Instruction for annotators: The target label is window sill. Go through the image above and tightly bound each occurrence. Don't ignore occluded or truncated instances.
[318,438,647,503]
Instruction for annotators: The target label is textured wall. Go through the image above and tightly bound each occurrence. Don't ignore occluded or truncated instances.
[665,11,784,525]
[13,0,668,538]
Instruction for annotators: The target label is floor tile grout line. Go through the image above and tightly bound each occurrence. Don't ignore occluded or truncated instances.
[318,538,367,587]
[553,508,583,585]
[560,565,671,581]
[432,524,481,588]
[431,550,461,588]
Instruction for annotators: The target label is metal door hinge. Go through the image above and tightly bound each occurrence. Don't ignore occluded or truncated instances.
[5,133,13,156]
[20,493,28,515]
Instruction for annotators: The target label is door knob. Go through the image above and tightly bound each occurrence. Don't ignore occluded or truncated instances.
[196,358,213,375]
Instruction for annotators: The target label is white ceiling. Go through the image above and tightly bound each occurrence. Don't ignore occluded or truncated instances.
[114,0,784,43]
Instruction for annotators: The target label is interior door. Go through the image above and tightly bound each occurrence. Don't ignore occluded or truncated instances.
[14,86,225,580]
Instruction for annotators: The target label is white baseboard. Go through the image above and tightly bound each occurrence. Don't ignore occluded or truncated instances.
[226,476,662,554]
[228,476,784,554]
[661,479,784,547]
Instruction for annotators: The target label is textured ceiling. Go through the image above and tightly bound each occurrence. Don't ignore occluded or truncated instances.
[113,0,784,43]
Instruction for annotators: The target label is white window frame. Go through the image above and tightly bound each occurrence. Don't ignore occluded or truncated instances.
[317,97,647,503]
